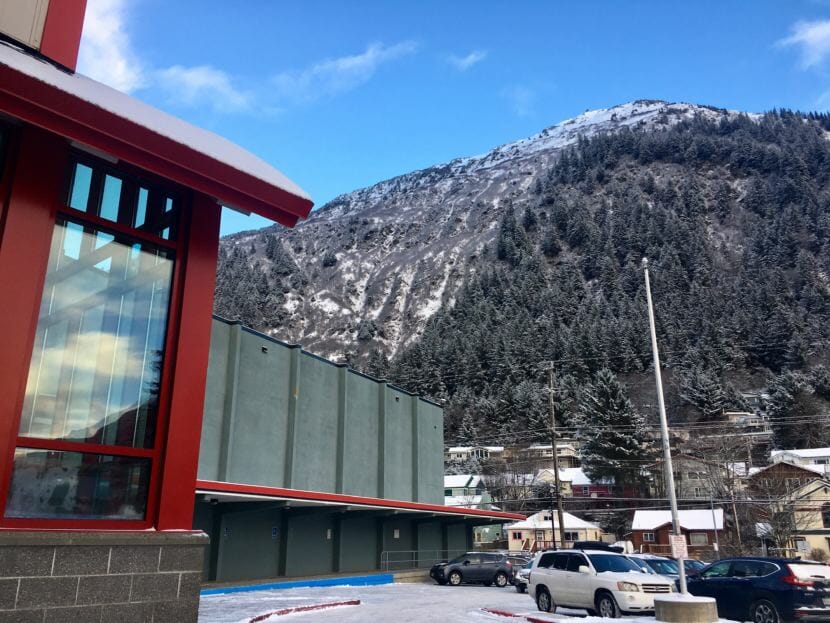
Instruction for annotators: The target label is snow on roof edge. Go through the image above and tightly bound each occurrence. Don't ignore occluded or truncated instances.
[0,42,311,204]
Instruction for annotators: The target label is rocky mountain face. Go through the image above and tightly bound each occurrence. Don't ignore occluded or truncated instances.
[216,100,742,361]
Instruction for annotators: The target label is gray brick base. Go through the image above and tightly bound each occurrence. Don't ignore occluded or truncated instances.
[0,531,208,622]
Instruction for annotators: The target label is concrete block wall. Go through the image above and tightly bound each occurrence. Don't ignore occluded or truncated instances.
[0,531,207,623]
[199,318,444,505]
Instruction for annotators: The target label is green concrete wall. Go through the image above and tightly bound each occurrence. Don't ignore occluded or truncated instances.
[199,317,444,504]
[216,506,282,582]
[284,513,335,577]
[338,516,379,573]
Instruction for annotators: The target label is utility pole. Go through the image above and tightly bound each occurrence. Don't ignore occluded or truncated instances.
[710,496,720,560]
[548,364,566,549]
[643,259,688,595]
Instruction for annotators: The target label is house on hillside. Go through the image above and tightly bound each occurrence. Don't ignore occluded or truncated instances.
[648,455,736,500]
[522,441,581,468]
[757,478,830,559]
[746,461,826,497]
[505,511,605,552]
[630,509,724,557]
[444,475,494,509]
[772,448,830,469]
[445,446,505,463]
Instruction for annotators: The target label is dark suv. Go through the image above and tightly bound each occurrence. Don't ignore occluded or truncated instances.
[429,552,515,587]
[687,557,830,623]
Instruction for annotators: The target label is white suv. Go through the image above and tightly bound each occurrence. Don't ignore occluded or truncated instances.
[527,549,675,617]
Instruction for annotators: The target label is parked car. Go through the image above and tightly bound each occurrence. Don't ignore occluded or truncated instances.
[628,554,680,579]
[429,552,515,587]
[687,557,830,623]
[514,559,532,593]
[571,541,624,553]
[527,549,675,616]
[682,558,707,577]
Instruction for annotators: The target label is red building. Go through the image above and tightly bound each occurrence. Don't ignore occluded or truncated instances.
[629,509,724,559]
[0,2,312,620]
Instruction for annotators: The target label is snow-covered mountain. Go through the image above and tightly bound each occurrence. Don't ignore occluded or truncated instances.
[216,100,749,360]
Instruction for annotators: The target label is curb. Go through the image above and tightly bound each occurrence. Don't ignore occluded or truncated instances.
[248,599,361,622]
[201,573,394,596]
[481,608,554,623]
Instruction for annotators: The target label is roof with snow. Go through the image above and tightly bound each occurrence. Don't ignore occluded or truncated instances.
[0,41,312,225]
[444,475,481,489]
[505,511,599,531]
[447,446,504,453]
[772,448,830,460]
[632,509,724,531]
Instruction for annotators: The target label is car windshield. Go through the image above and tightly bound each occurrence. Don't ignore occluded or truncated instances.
[685,560,706,571]
[646,559,679,575]
[589,554,642,573]
[627,558,654,573]
[448,554,469,565]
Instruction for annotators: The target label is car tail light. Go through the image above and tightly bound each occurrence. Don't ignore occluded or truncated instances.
[506,561,512,567]
[782,572,815,588]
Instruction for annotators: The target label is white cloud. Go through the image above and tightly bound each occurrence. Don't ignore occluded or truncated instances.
[778,19,830,69]
[448,50,487,71]
[271,41,418,104]
[155,65,254,114]
[78,0,145,92]
[501,85,536,117]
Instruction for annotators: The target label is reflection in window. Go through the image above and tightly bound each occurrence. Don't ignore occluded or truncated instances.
[18,218,174,448]
[4,448,149,520]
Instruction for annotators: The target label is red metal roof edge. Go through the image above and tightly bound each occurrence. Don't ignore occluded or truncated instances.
[0,64,313,225]
[195,479,525,521]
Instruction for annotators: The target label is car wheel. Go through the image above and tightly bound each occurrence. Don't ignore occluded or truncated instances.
[494,572,509,588]
[751,599,780,623]
[536,587,554,612]
[448,571,462,586]
[516,583,527,594]
[596,592,621,618]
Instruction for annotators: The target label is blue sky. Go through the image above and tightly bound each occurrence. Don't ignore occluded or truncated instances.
[78,1,830,235]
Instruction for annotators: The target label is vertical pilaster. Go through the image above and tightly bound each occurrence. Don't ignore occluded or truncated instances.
[217,323,242,481]
[411,397,420,502]
[284,346,302,488]
[377,381,387,499]
[332,513,343,573]
[277,510,290,577]
[335,366,348,493]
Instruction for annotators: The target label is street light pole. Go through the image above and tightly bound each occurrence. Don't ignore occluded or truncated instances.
[643,258,688,595]
[548,365,567,549]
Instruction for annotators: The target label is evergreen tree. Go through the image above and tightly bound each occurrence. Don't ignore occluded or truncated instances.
[577,369,652,492]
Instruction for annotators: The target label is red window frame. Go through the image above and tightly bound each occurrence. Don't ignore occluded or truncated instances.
[0,150,191,530]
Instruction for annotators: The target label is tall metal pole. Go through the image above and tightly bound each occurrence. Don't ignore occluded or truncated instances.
[643,259,687,594]
[549,365,567,548]
[710,496,721,560]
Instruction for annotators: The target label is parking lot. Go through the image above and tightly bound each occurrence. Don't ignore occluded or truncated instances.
[198,582,570,622]
[196,581,697,623]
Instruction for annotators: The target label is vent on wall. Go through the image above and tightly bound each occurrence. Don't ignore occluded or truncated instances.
[0,0,50,50]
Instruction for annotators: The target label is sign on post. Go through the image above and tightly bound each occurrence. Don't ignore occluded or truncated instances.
[670,534,688,559]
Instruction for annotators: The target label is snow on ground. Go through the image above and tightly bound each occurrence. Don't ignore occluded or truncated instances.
[199,582,736,623]
[199,582,541,622]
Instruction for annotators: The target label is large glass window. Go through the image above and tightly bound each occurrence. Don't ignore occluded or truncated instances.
[18,218,173,448]
[3,155,181,523]
[5,449,150,520]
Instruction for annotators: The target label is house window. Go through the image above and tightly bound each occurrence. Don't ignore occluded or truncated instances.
[643,532,655,542]
[786,478,802,489]
[564,531,579,542]
[693,487,705,498]
[690,533,709,545]
[2,156,181,525]
[581,486,590,495]
[512,531,522,541]
[444,489,452,496]
[822,503,830,529]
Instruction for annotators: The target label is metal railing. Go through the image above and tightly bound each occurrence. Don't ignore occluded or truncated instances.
[379,549,467,572]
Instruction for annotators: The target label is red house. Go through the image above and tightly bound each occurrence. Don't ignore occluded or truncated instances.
[630,509,724,558]
[0,2,312,620]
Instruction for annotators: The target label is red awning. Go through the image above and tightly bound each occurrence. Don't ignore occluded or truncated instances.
[0,42,313,227]
[196,479,525,522]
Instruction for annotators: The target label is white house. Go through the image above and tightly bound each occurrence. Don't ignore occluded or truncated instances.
[772,448,830,469]
[443,474,494,509]
[504,511,603,551]
[445,446,504,462]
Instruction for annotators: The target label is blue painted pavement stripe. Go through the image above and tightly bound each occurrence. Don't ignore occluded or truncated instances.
[200,573,395,596]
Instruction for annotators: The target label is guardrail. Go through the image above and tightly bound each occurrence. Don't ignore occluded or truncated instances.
[379,549,468,571]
